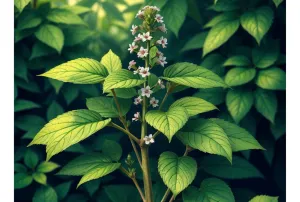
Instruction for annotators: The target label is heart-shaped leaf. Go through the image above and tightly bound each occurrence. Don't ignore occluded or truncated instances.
[158,152,197,196]
[145,106,189,142]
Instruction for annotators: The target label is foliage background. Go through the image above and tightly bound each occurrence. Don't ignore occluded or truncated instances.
[14,0,286,201]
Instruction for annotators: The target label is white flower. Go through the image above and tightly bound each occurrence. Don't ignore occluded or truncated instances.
[128,60,136,70]
[150,97,159,108]
[139,67,150,77]
[158,79,165,89]
[134,33,143,42]
[128,42,138,53]
[134,96,143,105]
[130,25,138,35]
[150,6,160,11]
[141,32,153,42]
[158,23,167,33]
[142,5,150,10]
[136,10,144,19]
[141,86,153,98]
[137,46,149,58]
[157,37,168,48]
[157,55,167,67]
[143,134,154,145]
[132,112,140,121]
[155,14,163,23]
[156,50,164,58]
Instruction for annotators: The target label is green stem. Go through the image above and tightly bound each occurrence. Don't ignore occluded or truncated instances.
[159,91,169,110]
[141,40,153,202]
[141,146,153,202]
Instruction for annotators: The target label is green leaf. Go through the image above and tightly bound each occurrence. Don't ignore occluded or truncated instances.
[254,88,277,123]
[271,115,286,140]
[37,161,60,173]
[226,89,254,123]
[15,78,41,93]
[15,99,41,112]
[14,173,33,189]
[181,32,208,52]
[77,161,120,188]
[17,13,42,30]
[14,0,31,13]
[29,110,111,161]
[252,40,279,69]
[86,97,131,118]
[101,140,122,161]
[225,67,256,87]
[145,106,189,142]
[63,26,94,46]
[223,55,251,67]
[62,85,79,105]
[24,149,39,168]
[160,0,188,37]
[170,97,217,116]
[49,79,63,94]
[106,88,137,99]
[250,195,279,202]
[104,185,140,202]
[15,163,27,173]
[158,152,197,196]
[193,88,225,106]
[15,115,45,131]
[203,19,240,56]
[183,178,235,202]
[35,24,64,54]
[240,6,273,45]
[47,9,86,25]
[30,41,56,60]
[210,118,264,151]
[200,53,225,76]
[62,5,91,14]
[14,55,28,82]
[103,69,145,91]
[204,11,239,28]
[58,153,116,176]
[40,58,108,84]
[47,101,64,121]
[200,155,263,179]
[83,179,101,196]
[177,119,232,163]
[255,67,286,90]
[33,186,58,202]
[162,62,227,89]
[209,0,241,12]
[102,2,124,21]
[55,181,72,200]
[273,0,284,8]
[100,50,122,74]
[33,172,47,185]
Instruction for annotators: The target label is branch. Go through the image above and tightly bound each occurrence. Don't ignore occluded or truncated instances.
[109,122,140,144]
[120,166,146,202]
[111,89,142,168]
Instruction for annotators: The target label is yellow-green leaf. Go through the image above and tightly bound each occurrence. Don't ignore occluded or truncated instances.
[100,50,122,74]
[225,67,256,87]
[177,119,232,163]
[47,9,86,25]
[255,67,286,90]
[145,106,189,142]
[250,195,279,202]
[35,24,64,54]
[29,110,111,161]
[103,69,145,92]
[158,152,197,196]
[162,62,227,89]
[40,58,108,84]
[240,6,273,45]
[170,97,217,117]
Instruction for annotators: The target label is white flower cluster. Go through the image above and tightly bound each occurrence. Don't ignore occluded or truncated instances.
[130,5,169,135]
